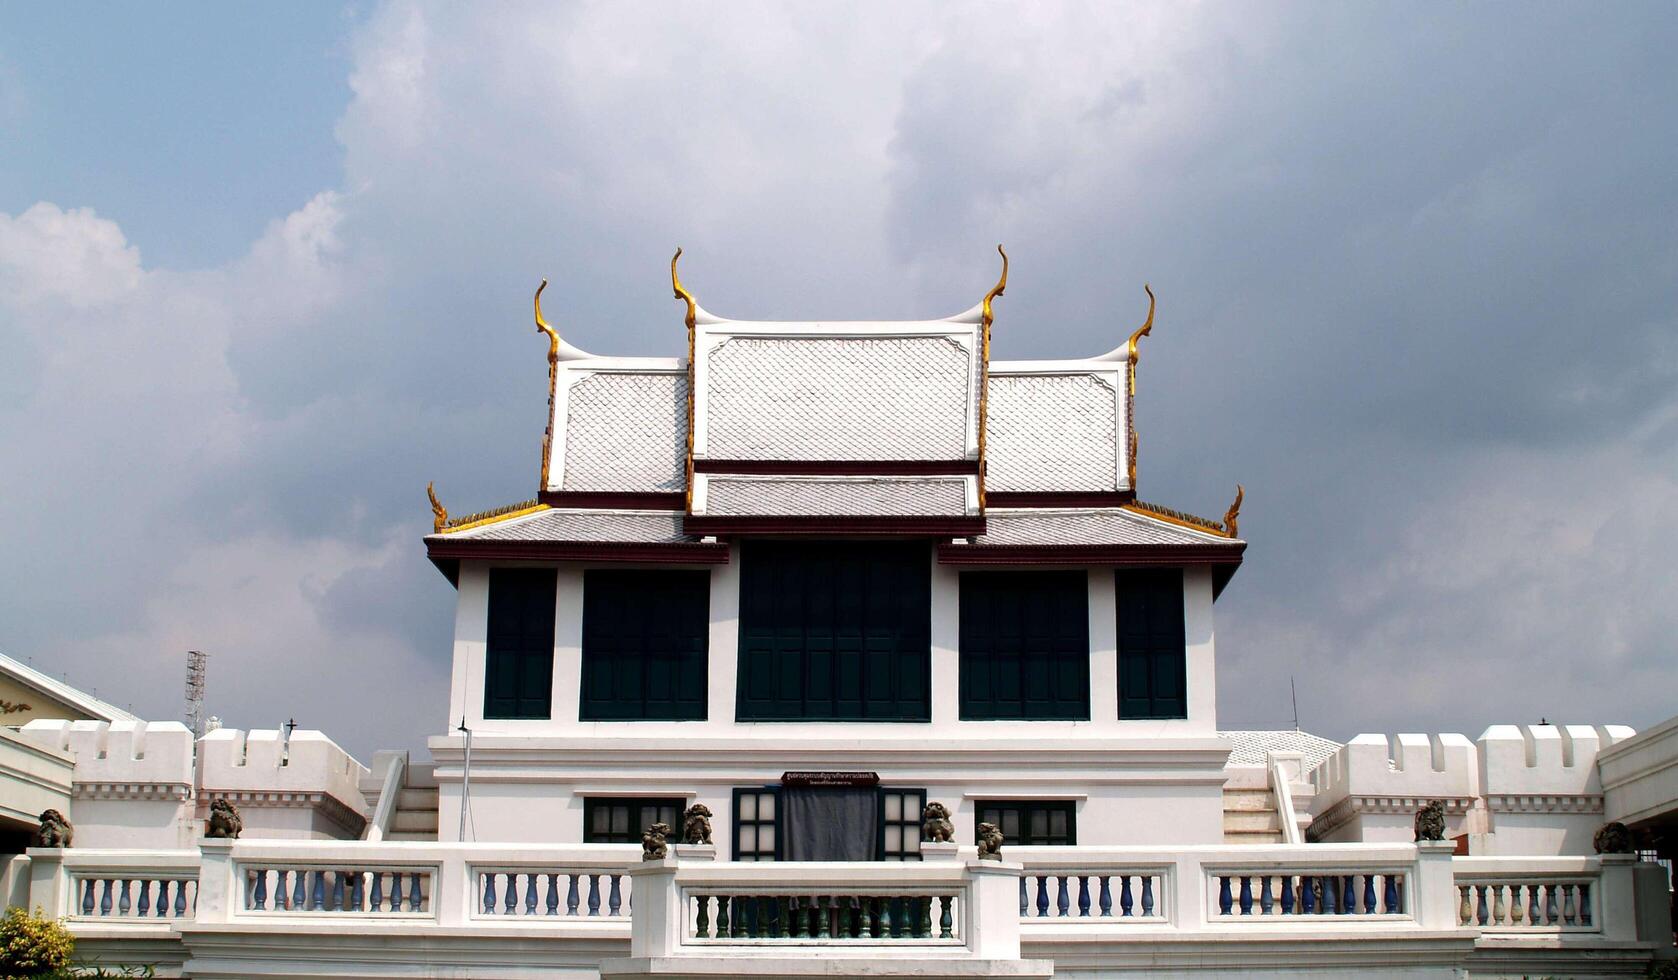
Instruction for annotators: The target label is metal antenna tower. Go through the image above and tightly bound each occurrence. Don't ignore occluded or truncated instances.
[185,650,209,738]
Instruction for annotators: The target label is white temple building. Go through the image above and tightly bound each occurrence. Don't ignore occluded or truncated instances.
[6,251,1674,978]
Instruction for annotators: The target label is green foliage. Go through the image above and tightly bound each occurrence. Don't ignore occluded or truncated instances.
[1649,959,1678,980]
[0,906,72,978]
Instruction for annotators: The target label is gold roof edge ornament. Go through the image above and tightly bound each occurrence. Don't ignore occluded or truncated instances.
[981,244,1008,330]
[1223,484,1244,538]
[535,278,560,489]
[1125,284,1155,489]
[672,247,699,513]
[427,482,448,534]
[977,245,1007,511]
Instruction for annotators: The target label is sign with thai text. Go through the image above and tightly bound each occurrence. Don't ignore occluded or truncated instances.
[780,771,880,787]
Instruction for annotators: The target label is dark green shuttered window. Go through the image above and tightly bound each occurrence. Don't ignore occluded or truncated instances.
[1117,569,1187,719]
[976,800,1076,846]
[959,571,1090,720]
[736,541,931,721]
[484,568,557,719]
[580,570,709,720]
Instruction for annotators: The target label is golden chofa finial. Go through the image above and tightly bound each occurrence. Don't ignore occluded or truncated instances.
[982,245,1008,330]
[534,278,560,361]
[671,247,698,331]
[427,481,448,534]
[1126,284,1155,365]
[1223,484,1244,538]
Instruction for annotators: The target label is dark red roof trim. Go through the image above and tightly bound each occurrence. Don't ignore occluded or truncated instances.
[694,459,979,476]
[985,491,1136,508]
[537,491,686,510]
[936,543,1246,566]
[685,515,986,536]
[426,539,730,564]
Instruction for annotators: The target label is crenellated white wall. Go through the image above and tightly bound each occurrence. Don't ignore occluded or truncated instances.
[16,720,369,847]
[1307,724,1636,855]
[20,719,197,848]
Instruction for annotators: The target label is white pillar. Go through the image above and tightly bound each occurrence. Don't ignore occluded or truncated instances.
[1596,853,1640,942]
[436,846,470,926]
[25,848,69,919]
[627,857,683,958]
[194,840,237,924]
[965,860,1024,960]
[1411,841,1459,930]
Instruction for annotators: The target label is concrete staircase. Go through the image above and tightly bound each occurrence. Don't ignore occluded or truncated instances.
[1222,786,1285,844]
[359,752,440,842]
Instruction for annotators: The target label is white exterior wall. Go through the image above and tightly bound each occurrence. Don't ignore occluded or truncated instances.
[435,549,1228,846]
[1307,724,1637,855]
[198,728,371,840]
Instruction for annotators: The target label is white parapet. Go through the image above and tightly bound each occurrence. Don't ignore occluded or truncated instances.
[1476,723,1636,856]
[1308,733,1479,845]
[19,718,197,848]
[197,728,370,840]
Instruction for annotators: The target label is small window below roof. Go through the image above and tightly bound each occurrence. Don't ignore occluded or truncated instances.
[976,800,1076,846]
[583,797,685,845]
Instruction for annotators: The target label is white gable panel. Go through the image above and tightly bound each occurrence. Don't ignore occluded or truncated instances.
[561,371,688,492]
[986,373,1120,493]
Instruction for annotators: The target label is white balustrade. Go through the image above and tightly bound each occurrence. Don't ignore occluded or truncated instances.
[241,865,434,915]
[1451,856,1604,932]
[1016,870,1168,921]
[473,868,634,918]
[73,871,199,920]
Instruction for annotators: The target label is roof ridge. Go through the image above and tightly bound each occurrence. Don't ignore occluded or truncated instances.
[1124,499,1233,537]
[438,500,546,534]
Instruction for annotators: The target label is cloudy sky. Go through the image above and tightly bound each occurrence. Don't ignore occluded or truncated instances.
[1,3,1674,758]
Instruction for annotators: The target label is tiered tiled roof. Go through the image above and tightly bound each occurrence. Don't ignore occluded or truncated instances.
[426,251,1244,590]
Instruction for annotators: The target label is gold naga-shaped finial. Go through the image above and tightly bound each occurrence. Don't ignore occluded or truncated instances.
[1223,484,1244,538]
[427,481,448,533]
[982,245,1008,331]
[1126,284,1156,389]
[534,278,560,362]
[671,247,698,332]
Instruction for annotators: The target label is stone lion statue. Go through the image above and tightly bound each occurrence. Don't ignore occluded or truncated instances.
[1413,800,1446,842]
[33,809,73,848]
[1593,821,1634,855]
[976,821,1004,861]
[642,821,671,860]
[682,804,713,845]
[205,798,243,839]
[921,802,953,843]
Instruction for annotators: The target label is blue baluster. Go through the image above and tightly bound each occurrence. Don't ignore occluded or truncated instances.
[588,874,601,916]
[1384,874,1400,915]
[1056,876,1070,917]
[333,871,347,911]
[118,879,132,915]
[546,874,559,915]
[1217,876,1232,916]
[1077,875,1091,916]
[609,874,623,916]
[1035,876,1049,918]
[371,872,384,912]
[82,879,96,915]
[177,880,190,916]
[156,880,172,917]
[1322,876,1337,914]
[1578,883,1591,927]
[409,873,423,912]
[1280,875,1294,915]
[567,874,581,915]
[136,879,151,917]
[274,870,288,910]
[1120,875,1134,916]
[251,870,267,911]
[394,872,409,911]
[1300,876,1316,914]
[352,872,365,912]
[293,869,306,911]
[505,873,518,915]
[1478,884,1491,926]
[1094,875,1110,916]
[1361,874,1375,914]
[525,874,537,916]
[1239,876,1253,915]
[1019,877,1028,917]
[1141,876,1154,917]
[1527,883,1541,924]
[311,870,326,911]
[1341,876,1354,915]
[1259,876,1272,915]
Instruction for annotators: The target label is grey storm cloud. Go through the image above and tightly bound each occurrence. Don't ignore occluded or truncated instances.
[1,1,1674,756]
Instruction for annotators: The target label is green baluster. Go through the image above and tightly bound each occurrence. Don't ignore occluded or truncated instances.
[849,896,863,937]
[939,896,953,939]
[716,895,730,937]
[695,895,710,939]
[789,897,803,937]
[880,896,894,938]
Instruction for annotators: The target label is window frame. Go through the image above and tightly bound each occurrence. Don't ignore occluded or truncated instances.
[731,787,781,861]
[579,569,711,721]
[974,799,1077,846]
[878,787,927,861]
[735,541,932,723]
[1116,568,1188,720]
[483,567,558,720]
[581,796,687,845]
[958,570,1091,720]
